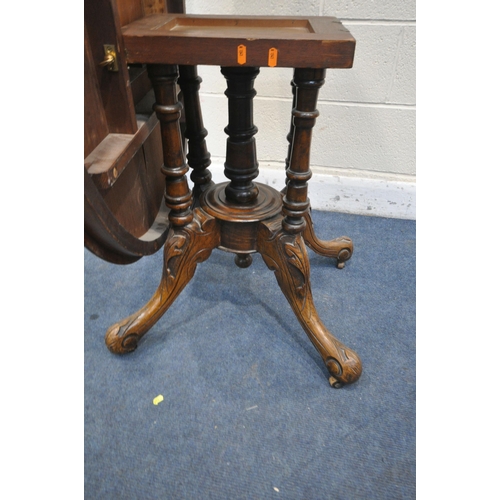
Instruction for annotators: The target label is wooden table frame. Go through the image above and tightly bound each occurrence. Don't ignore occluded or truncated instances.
[103,14,362,388]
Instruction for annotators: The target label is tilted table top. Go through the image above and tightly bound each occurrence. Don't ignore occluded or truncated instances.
[122,14,356,68]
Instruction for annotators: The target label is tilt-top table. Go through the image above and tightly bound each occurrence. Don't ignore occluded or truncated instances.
[103,14,362,388]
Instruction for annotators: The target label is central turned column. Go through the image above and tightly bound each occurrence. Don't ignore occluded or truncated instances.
[220,67,260,204]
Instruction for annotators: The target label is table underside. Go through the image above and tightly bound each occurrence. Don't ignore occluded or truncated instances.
[122,14,356,68]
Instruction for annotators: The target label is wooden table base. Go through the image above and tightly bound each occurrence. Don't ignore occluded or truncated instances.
[105,181,360,387]
[104,62,361,388]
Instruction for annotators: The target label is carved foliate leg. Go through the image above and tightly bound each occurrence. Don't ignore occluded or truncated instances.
[303,209,354,269]
[257,217,362,387]
[105,209,220,354]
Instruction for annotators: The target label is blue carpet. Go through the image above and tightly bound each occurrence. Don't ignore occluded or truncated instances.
[85,210,415,499]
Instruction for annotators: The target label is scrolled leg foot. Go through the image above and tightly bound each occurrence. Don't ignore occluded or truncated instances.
[105,324,141,355]
[257,217,362,386]
[303,209,353,269]
[105,209,219,354]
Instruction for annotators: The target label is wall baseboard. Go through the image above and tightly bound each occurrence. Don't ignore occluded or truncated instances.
[206,160,416,220]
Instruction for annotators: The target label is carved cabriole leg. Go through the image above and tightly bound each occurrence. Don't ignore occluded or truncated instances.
[257,217,362,387]
[105,65,220,354]
[275,69,361,385]
[178,65,213,201]
[303,210,354,269]
[105,209,220,353]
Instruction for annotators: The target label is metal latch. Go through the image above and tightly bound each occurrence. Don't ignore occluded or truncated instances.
[99,44,118,72]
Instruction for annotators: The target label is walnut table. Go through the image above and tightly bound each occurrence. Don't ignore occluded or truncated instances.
[104,14,362,388]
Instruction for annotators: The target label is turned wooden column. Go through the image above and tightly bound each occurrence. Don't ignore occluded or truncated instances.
[282,68,326,234]
[147,64,193,227]
[220,66,260,204]
[284,78,297,175]
[178,65,212,197]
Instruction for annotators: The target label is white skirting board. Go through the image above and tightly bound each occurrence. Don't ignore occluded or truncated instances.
[204,160,416,220]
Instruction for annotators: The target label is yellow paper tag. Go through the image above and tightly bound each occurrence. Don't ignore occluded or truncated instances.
[237,44,247,65]
[153,395,164,405]
[268,48,278,67]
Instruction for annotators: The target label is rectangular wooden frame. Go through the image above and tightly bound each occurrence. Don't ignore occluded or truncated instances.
[122,14,356,68]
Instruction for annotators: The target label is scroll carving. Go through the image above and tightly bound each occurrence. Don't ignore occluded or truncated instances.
[302,209,354,269]
[257,217,362,387]
[105,209,220,354]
